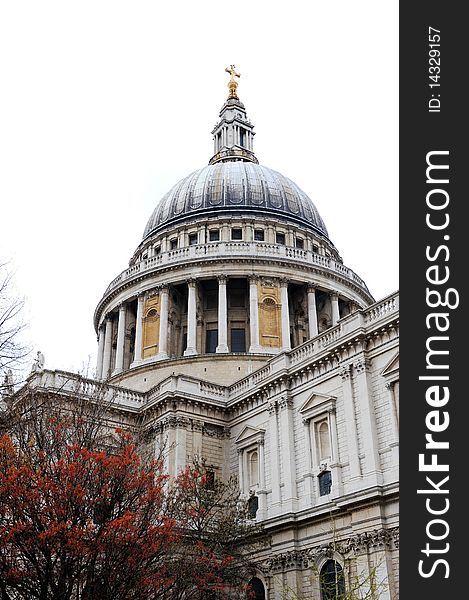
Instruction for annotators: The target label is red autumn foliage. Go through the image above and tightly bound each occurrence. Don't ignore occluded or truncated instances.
[0,430,178,600]
[0,392,265,600]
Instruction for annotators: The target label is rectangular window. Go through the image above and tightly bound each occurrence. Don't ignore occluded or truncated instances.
[231,328,246,352]
[318,470,332,496]
[205,329,218,353]
[276,232,286,245]
[188,233,198,246]
[209,229,220,242]
[231,228,243,240]
[313,244,319,253]
[170,239,178,250]
[296,237,304,249]
[155,246,161,255]
[254,229,265,241]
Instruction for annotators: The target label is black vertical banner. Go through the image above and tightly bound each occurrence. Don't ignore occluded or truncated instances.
[400,2,465,598]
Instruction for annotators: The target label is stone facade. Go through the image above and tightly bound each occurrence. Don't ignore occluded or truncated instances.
[11,75,399,599]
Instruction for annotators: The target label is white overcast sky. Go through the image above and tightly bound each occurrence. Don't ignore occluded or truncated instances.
[0,1,398,376]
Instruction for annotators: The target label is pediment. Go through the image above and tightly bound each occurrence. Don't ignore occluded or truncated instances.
[235,425,265,445]
[299,392,336,416]
[381,352,399,378]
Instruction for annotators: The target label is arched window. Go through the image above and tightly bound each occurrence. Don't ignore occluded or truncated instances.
[247,577,265,600]
[249,450,259,487]
[318,420,331,461]
[320,560,345,600]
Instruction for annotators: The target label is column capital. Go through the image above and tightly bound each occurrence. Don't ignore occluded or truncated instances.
[385,381,394,391]
[329,290,339,300]
[248,274,259,284]
[217,274,228,283]
[105,313,113,322]
[187,278,197,288]
[136,291,146,300]
[354,358,371,374]
[306,283,317,293]
[279,277,289,287]
[278,395,293,410]
[268,400,277,415]
[340,365,352,380]
[117,302,126,312]
[159,284,170,294]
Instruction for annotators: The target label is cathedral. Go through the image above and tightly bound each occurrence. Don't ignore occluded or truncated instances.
[23,68,399,598]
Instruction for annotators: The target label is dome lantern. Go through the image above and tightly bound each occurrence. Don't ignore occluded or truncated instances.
[209,65,258,165]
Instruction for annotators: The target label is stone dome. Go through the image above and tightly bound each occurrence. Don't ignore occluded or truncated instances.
[142,162,329,240]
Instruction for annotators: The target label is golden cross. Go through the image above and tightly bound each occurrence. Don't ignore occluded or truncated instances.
[225,64,240,82]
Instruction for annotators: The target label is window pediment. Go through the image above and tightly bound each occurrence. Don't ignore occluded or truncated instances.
[299,392,336,421]
[235,425,265,450]
[380,352,399,378]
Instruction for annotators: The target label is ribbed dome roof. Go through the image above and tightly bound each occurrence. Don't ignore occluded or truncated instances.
[143,162,329,240]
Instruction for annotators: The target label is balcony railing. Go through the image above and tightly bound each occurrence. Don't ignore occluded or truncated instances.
[103,241,370,296]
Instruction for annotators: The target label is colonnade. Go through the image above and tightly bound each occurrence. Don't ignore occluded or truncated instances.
[96,278,345,380]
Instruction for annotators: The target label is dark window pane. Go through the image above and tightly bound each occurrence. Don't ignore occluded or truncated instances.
[209,229,220,241]
[205,330,218,353]
[318,470,332,496]
[320,560,345,600]
[296,237,304,249]
[254,229,265,241]
[276,232,286,245]
[170,239,178,250]
[189,233,198,245]
[230,292,245,308]
[232,228,243,240]
[231,329,246,352]
[247,578,265,600]
[205,470,215,490]
[205,292,218,310]
[247,494,259,519]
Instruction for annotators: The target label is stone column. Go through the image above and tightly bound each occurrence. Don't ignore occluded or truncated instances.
[328,409,343,497]
[341,365,361,481]
[330,291,340,325]
[280,279,291,351]
[95,325,105,380]
[112,303,127,376]
[248,276,262,352]
[175,418,188,473]
[279,396,298,511]
[157,286,169,359]
[216,275,229,353]
[355,358,380,481]
[238,449,245,494]
[257,440,267,519]
[132,293,144,365]
[307,284,319,338]
[101,315,113,380]
[268,401,281,514]
[386,382,400,468]
[302,419,315,506]
[192,420,203,461]
[184,279,197,356]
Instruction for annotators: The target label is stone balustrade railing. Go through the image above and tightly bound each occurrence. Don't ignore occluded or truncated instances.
[24,370,146,408]
[227,291,399,400]
[103,241,370,296]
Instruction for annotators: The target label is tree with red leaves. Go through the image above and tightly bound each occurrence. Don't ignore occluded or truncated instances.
[0,388,265,600]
